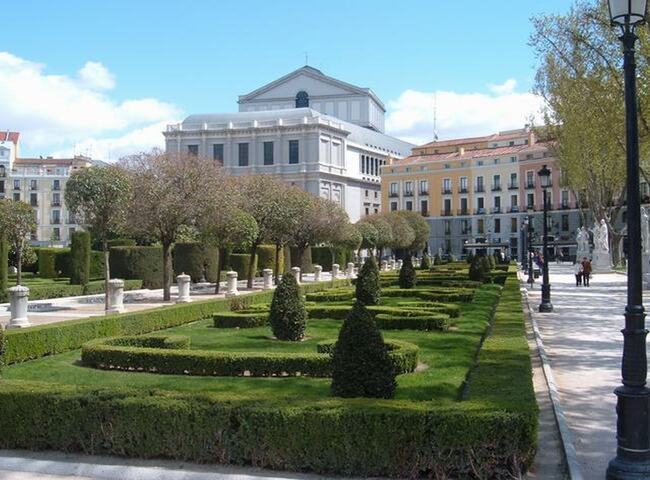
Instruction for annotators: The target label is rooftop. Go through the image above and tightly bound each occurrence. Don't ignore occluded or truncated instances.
[0,131,20,144]
[394,142,551,166]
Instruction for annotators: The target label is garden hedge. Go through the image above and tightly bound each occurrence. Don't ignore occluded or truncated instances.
[2,279,349,365]
[227,254,256,280]
[110,246,163,289]
[107,238,136,248]
[70,230,91,285]
[0,236,7,303]
[27,279,142,302]
[289,246,313,273]
[256,245,283,275]
[173,242,220,283]
[37,248,58,278]
[90,251,105,279]
[317,339,418,375]
[213,311,268,328]
[311,246,352,271]
[374,314,449,331]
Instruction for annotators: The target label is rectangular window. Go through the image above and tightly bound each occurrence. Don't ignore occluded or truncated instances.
[421,200,428,216]
[511,194,518,208]
[419,180,428,194]
[511,156,517,163]
[13,179,20,190]
[238,143,249,167]
[527,193,535,208]
[289,140,299,164]
[30,179,38,190]
[511,217,518,233]
[52,228,60,241]
[476,176,484,192]
[562,214,569,231]
[444,198,451,214]
[444,220,451,235]
[390,182,398,196]
[561,190,569,207]
[52,192,61,206]
[494,196,501,209]
[526,171,534,188]
[30,193,38,206]
[213,144,224,163]
[493,174,501,190]
[494,218,501,233]
[360,155,365,174]
[13,193,19,201]
[53,179,61,191]
[443,178,451,193]
[404,181,413,195]
[52,210,61,224]
[263,141,274,165]
[460,197,468,214]
[460,176,468,192]
[477,219,484,234]
[187,145,199,156]
[390,201,398,211]
[477,197,484,210]
[405,200,413,211]
[0,180,4,194]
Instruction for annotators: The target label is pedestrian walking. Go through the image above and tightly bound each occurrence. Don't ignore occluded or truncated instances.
[574,261,583,286]
[581,257,592,287]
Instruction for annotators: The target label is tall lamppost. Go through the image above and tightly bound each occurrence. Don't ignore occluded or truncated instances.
[524,215,535,284]
[522,218,529,274]
[606,1,650,478]
[538,165,553,312]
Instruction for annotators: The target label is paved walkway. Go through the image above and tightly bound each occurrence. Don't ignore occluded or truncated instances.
[524,263,636,480]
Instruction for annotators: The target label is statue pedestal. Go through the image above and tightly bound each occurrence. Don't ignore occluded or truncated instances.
[592,250,612,273]
[576,248,591,263]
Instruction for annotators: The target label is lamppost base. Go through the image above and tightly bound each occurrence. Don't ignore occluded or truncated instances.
[538,302,554,313]
[607,456,650,479]
[539,283,553,312]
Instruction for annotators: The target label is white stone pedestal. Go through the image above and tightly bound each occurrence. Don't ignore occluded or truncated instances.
[225,271,239,297]
[262,269,273,290]
[332,264,340,279]
[381,260,388,272]
[291,266,301,284]
[176,273,191,303]
[107,279,125,314]
[7,285,30,329]
[389,259,395,270]
[396,259,403,270]
[346,262,355,279]
[313,265,322,282]
[592,250,612,273]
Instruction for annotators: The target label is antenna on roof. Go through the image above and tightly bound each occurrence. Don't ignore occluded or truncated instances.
[304,51,309,66]
[433,92,439,141]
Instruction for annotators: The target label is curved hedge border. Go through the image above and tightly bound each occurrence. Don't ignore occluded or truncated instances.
[80,335,419,377]
[374,314,449,332]
[213,311,268,328]
[317,339,418,375]
[305,289,354,302]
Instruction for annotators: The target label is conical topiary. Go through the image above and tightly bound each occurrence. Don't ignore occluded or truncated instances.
[398,255,416,289]
[269,271,307,341]
[420,254,432,270]
[355,256,380,305]
[331,302,396,398]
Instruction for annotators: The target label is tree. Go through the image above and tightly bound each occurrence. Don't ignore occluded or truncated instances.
[355,219,379,258]
[199,204,258,294]
[65,166,131,307]
[268,271,307,341]
[331,302,396,399]
[0,235,8,302]
[120,150,218,301]
[0,200,37,285]
[331,222,362,266]
[529,0,650,263]
[397,211,430,254]
[355,255,380,306]
[398,254,416,289]
[383,212,415,252]
[235,175,288,288]
[365,215,393,258]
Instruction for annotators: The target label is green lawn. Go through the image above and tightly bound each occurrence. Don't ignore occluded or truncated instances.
[2,284,501,406]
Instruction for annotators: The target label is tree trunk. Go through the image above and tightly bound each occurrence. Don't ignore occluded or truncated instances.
[274,243,281,285]
[162,240,172,301]
[297,246,305,282]
[103,238,110,310]
[330,247,336,270]
[247,242,258,289]
[214,248,223,294]
[16,243,22,286]
[611,232,623,266]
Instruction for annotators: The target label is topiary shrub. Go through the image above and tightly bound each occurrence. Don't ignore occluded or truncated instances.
[107,238,136,248]
[331,302,396,398]
[355,256,380,306]
[109,246,163,289]
[37,248,58,278]
[256,245,283,275]
[398,255,416,289]
[488,254,496,270]
[420,254,431,270]
[227,254,257,280]
[466,251,475,264]
[89,251,105,279]
[173,242,219,283]
[0,236,8,302]
[469,254,492,282]
[290,246,313,274]
[70,230,91,285]
[268,271,307,341]
[433,253,442,265]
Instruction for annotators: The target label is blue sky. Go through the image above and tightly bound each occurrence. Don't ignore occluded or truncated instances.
[0,0,571,158]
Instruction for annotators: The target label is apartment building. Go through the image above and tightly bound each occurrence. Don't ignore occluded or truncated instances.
[381,128,582,260]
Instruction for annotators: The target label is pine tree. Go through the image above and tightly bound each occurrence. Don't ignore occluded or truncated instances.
[398,255,416,289]
[355,256,380,306]
[331,302,396,398]
[269,271,307,341]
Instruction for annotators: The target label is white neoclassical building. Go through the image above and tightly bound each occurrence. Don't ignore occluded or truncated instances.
[164,66,414,221]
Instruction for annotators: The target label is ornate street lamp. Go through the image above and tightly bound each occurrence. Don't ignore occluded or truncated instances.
[538,165,553,312]
[606,1,650,478]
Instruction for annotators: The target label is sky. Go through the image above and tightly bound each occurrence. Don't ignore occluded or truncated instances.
[0,0,571,160]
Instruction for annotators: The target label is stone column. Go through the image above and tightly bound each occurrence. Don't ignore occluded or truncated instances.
[291,266,301,284]
[381,260,388,271]
[313,264,322,282]
[346,262,356,279]
[332,263,340,278]
[176,273,191,303]
[107,279,125,314]
[262,268,274,290]
[7,285,30,329]
[225,271,239,297]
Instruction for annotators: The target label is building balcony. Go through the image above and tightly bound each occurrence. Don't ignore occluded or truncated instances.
[525,182,535,189]
[458,187,468,194]
[475,208,486,215]
[421,210,430,217]
[440,210,453,217]
[491,185,502,192]
[492,207,502,214]
[52,219,61,225]
[419,190,429,196]
[508,183,519,190]
[457,208,470,216]
[403,191,414,197]
[461,229,472,235]
[52,185,61,191]
[560,203,570,210]
[442,188,452,195]
[508,206,520,213]
[474,186,485,193]
[389,192,398,198]
[526,205,536,211]
[51,201,61,207]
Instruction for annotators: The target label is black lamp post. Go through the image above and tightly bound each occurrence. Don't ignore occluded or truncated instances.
[538,165,553,312]
[524,215,535,284]
[606,1,650,478]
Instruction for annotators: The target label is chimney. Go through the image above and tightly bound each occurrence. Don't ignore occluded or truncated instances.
[458,147,465,156]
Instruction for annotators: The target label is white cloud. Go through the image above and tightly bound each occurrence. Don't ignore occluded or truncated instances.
[386,81,545,146]
[78,61,115,90]
[0,52,180,158]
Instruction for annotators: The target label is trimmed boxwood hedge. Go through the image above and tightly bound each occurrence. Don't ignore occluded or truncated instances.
[256,245,283,275]
[0,236,7,303]
[305,289,354,302]
[374,314,449,331]
[2,279,350,365]
[110,246,163,289]
[70,230,91,285]
[173,242,220,283]
[26,279,143,302]
[227,253,256,280]
[317,339,418,375]
[36,248,58,278]
[213,311,268,328]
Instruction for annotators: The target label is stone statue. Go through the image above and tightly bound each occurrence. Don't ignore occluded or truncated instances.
[576,227,589,253]
[591,219,609,253]
[641,207,650,255]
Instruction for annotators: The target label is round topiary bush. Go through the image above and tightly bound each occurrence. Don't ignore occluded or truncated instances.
[420,254,431,270]
[355,256,380,306]
[469,254,492,282]
[331,302,396,398]
[398,255,416,289]
[269,271,307,341]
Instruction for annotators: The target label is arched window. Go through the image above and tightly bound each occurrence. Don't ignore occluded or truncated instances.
[295,91,309,108]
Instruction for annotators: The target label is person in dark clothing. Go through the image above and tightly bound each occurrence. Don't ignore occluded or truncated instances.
[574,261,583,286]
[581,257,592,287]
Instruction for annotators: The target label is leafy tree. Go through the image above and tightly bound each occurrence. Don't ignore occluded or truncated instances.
[398,254,416,289]
[383,212,415,252]
[65,166,131,307]
[355,219,379,257]
[355,255,380,306]
[396,210,430,254]
[365,215,393,258]
[269,271,307,341]
[331,222,362,267]
[331,302,396,398]
[120,150,218,301]
[0,200,37,285]
[469,254,492,282]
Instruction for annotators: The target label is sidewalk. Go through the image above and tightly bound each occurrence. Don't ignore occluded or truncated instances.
[524,263,636,479]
